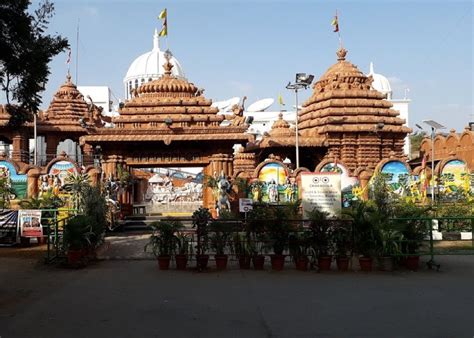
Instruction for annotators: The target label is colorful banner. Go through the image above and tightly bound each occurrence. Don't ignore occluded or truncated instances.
[0,161,27,199]
[320,162,360,207]
[250,162,297,203]
[300,173,341,218]
[380,161,411,195]
[440,159,468,194]
[19,210,43,238]
[0,210,19,244]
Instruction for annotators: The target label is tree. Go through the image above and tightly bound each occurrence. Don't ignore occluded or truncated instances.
[0,0,68,126]
[409,132,426,158]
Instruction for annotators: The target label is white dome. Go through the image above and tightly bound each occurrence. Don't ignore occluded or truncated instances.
[123,29,185,99]
[368,62,392,100]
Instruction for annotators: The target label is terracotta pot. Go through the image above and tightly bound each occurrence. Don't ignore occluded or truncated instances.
[196,254,209,270]
[215,255,228,270]
[238,256,251,269]
[157,255,171,270]
[252,255,265,270]
[406,255,420,271]
[359,256,373,272]
[270,254,285,271]
[175,254,188,270]
[336,256,349,271]
[295,256,309,271]
[318,256,332,271]
[378,256,394,272]
[37,237,45,245]
[67,249,83,266]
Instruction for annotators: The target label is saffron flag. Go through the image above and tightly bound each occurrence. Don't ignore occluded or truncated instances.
[332,14,339,32]
[158,8,167,37]
[278,94,285,106]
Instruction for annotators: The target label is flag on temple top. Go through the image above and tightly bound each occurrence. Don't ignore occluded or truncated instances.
[332,13,339,32]
[158,8,167,37]
[278,94,285,106]
[66,49,71,64]
[158,8,167,19]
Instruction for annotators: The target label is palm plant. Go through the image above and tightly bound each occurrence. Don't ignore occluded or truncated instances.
[63,173,90,210]
[0,177,14,209]
[145,220,182,257]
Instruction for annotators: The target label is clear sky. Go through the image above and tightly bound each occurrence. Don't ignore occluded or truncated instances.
[37,0,472,131]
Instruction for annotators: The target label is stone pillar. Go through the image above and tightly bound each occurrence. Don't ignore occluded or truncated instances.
[86,167,101,187]
[358,170,373,201]
[12,133,28,163]
[45,135,59,159]
[26,168,41,198]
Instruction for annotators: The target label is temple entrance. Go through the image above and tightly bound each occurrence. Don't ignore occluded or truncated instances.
[132,166,204,215]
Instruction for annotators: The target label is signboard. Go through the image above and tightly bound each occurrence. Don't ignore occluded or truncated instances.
[0,210,19,244]
[301,173,341,218]
[239,198,253,213]
[19,210,43,238]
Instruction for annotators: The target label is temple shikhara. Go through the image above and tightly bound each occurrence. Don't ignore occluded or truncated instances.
[1,28,472,216]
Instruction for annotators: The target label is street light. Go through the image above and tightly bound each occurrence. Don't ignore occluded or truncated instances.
[422,119,446,205]
[286,73,314,168]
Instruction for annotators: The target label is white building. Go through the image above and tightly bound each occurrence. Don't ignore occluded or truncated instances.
[123,29,185,100]
[77,86,114,115]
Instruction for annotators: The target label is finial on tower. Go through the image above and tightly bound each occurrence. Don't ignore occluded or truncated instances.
[336,47,347,61]
[153,28,159,50]
[163,49,174,75]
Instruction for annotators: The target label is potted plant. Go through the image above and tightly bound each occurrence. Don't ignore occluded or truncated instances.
[289,230,312,271]
[307,209,334,271]
[175,231,191,270]
[265,204,297,271]
[209,217,234,270]
[233,232,252,269]
[144,220,181,270]
[192,207,212,270]
[377,227,403,272]
[63,215,93,267]
[246,203,272,270]
[345,201,378,272]
[393,201,430,271]
[333,221,352,271]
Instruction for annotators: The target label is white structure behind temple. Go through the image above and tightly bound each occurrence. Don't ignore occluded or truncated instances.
[123,29,185,100]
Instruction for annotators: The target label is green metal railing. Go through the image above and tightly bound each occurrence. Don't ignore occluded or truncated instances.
[43,208,77,263]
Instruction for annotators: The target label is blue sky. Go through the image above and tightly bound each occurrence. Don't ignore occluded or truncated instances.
[38,0,472,131]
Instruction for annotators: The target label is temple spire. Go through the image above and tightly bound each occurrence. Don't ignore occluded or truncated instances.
[153,28,159,50]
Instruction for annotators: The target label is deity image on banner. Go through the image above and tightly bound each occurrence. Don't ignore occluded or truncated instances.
[380,161,411,196]
[49,161,77,187]
[440,159,469,198]
[321,162,360,207]
[252,162,292,203]
[0,160,27,199]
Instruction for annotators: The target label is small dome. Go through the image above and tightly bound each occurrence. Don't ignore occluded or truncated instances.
[368,62,392,99]
[123,29,185,99]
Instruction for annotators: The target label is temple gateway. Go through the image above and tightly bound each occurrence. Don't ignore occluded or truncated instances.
[2,33,432,215]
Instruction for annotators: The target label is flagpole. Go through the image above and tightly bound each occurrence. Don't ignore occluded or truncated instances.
[75,19,80,84]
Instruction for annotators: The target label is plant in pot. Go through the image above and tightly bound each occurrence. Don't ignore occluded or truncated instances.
[81,186,107,260]
[307,208,334,271]
[246,203,272,270]
[233,232,252,269]
[393,201,430,271]
[144,220,181,270]
[344,201,378,272]
[265,204,296,271]
[289,230,312,271]
[376,226,403,272]
[209,217,234,270]
[175,231,191,270]
[63,215,93,267]
[332,221,352,271]
[192,207,212,271]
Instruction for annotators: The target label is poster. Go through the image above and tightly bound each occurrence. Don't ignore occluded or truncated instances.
[0,160,27,199]
[300,173,341,218]
[0,210,19,244]
[250,162,297,203]
[380,161,411,195]
[320,162,360,207]
[19,210,43,238]
[440,159,468,196]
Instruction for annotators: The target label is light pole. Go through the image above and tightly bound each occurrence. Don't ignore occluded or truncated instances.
[286,73,314,169]
[422,120,446,205]
[33,112,37,165]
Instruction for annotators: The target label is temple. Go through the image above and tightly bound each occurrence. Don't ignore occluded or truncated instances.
[2,29,471,214]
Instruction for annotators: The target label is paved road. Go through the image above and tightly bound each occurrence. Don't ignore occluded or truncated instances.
[0,255,473,338]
